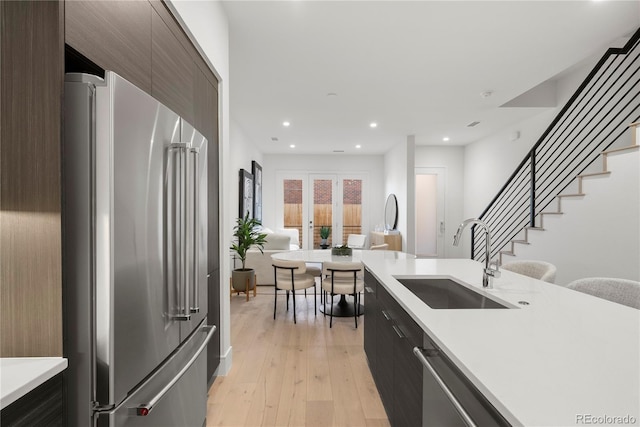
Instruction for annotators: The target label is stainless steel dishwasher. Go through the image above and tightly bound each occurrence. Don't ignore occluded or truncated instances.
[414,335,512,427]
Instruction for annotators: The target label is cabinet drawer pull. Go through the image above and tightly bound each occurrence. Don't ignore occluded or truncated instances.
[392,325,405,338]
[364,286,375,294]
[412,347,477,427]
[382,310,391,321]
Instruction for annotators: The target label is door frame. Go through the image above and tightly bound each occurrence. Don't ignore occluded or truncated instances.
[275,172,369,250]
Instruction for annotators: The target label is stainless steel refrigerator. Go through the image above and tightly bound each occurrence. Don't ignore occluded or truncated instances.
[63,71,215,426]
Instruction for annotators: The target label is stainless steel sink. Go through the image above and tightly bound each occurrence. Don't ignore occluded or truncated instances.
[395,277,509,309]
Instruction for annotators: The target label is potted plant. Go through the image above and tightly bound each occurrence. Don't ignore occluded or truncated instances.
[331,244,352,257]
[319,226,330,249]
[230,212,268,295]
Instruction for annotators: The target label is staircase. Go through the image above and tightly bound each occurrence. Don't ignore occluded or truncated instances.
[472,28,640,264]
[499,126,639,284]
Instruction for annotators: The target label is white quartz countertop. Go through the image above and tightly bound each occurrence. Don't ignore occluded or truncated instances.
[360,256,640,427]
[0,357,68,410]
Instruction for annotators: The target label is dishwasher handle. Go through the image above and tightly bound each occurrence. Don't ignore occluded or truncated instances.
[413,346,477,427]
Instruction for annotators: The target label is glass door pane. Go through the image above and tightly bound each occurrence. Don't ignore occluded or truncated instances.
[342,178,362,244]
[283,179,303,246]
[312,177,334,249]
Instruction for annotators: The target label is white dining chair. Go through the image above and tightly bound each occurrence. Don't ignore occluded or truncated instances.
[369,243,389,250]
[347,234,367,249]
[272,259,317,324]
[322,261,364,328]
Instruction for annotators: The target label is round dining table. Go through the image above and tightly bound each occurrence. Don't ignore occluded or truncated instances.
[271,249,415,317]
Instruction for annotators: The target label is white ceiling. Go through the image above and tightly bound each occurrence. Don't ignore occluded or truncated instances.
[223,1,640,155]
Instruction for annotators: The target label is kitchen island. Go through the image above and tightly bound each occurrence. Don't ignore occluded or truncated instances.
[360,255,639,427]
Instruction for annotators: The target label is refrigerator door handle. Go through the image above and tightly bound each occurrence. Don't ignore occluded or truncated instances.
[168,142,190,321]
[134,324,216,416]
[189,147,200,313]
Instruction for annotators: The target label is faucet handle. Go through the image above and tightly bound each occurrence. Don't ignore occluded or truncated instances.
[486,260,501,279]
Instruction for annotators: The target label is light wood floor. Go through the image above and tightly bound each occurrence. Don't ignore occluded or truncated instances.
[206,287,390,427]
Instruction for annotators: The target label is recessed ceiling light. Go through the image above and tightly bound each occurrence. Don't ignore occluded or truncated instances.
[370,122,378,128]
[289,144,295,148]
[327,92,338,97]
[283,121,290,127]
[271,137,279,142]
[356,144,361,149]
[443,137,450,142]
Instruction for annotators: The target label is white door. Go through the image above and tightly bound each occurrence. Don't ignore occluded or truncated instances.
[415,167,446,258]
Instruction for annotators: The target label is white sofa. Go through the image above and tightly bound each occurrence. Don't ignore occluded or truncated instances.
[237,228,300,285]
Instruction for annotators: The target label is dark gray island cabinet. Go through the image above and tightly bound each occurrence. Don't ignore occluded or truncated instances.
[363,268,510,427]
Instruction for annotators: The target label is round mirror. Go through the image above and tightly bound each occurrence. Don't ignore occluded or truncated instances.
[384,194,398,230]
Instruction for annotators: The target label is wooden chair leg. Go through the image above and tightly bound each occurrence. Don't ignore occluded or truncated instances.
[253,274,258,297]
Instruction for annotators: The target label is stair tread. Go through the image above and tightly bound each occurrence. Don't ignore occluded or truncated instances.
[558,193,585,198]
[540,211,563,215]
[512,240,530,244]
[602,145,639,155]
[578,171,611,178]
[500,250,515,256]
[525,226,545,231]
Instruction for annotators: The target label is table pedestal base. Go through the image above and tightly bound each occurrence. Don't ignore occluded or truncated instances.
[320,295,364,317]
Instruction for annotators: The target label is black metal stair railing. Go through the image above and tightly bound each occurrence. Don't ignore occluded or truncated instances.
[472,28,640,262]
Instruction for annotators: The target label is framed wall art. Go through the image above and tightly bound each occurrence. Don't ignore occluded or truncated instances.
[239,168,254,218]
[252,161,263,223]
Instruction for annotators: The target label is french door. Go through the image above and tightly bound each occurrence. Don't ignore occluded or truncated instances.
[277,173,367,249]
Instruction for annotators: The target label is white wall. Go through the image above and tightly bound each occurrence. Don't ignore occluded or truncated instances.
[167,0,233,375]
[414,145,465,258]
[461,56,599,258]
[506,150,639,285]
[463,109,557,219]
[229,118,264,218]
[463,56,597,220]
[262,154,385,239]
[384,139,410,252]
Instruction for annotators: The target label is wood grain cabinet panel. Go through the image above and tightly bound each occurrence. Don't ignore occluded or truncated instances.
[65,0,152,93]
[195,66,221,384]
[1,0,63,357]
[0,373,63,426]
[151,9,194,124]
[194,67,219,273]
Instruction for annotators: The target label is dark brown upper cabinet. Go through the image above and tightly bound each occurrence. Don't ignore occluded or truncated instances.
[151,9,194,124]
[65,1,152,93]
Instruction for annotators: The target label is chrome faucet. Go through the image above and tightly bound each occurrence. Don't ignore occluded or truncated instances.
[453,218,500,288]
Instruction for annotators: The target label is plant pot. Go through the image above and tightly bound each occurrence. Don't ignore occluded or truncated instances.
[331,247,352,256]
[231,268,256,292]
